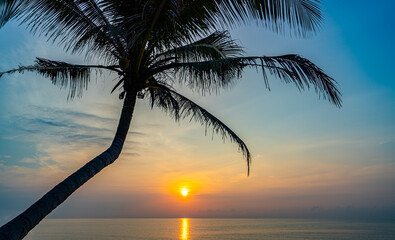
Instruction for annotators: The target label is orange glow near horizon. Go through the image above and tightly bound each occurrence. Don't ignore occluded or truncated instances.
[168,180,202,200]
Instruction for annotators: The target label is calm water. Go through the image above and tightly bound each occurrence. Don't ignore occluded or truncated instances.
[25,218,395,240]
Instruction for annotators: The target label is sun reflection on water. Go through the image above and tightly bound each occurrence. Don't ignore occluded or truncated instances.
[180,218,189,240]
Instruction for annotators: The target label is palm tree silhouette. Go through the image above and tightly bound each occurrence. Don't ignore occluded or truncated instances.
[0,1,341,239]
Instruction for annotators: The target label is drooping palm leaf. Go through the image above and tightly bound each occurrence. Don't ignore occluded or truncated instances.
[214,0,322,35]
[0,58,120,98]
[147,81,251,175]
[138,0,323,45]
[158,31,244,62]
[0,0,122,60]
[153,54,341,107]
[146,31,244,74]
[0,0,19,28]
[107,0,322,67]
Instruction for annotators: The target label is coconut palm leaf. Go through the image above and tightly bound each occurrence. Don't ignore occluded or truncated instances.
[146,31,243,73]
[156,31,244,63]
[155,54,341,107]
[0,58,120,98]
[118,0,322,52]
[0,0,122,59]
[213,0,322,35]
[0,0,18,28]
[83,0,125,52]
[147,81,251,174]
[139,0,322,41]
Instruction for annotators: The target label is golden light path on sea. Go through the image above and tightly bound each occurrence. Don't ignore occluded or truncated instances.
[180,218,189,240]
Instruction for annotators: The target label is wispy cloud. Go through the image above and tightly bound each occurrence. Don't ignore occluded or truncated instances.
[0,100,145,189]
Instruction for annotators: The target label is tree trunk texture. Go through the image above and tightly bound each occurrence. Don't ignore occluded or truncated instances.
[0,90,138,240]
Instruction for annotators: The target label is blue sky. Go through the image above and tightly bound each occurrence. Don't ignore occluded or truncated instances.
[0,1,394,223]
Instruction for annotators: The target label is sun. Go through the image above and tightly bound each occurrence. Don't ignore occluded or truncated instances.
[180,187,189,197]
[169,181,198,199]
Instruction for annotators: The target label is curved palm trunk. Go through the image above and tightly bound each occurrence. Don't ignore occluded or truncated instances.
[0,91,138,240]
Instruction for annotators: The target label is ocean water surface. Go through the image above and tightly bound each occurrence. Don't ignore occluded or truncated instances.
[25,218,395,240]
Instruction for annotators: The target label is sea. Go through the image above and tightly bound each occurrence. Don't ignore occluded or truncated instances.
[24,218,395,240]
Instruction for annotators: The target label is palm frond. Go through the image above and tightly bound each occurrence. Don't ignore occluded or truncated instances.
[0,0,19,28]
[147,82,251,175]
[174,57,243,93]
[214,0,322,36]
[86,0,122,39]
[135,0,321,40]
[0,58,120,99]
[160,54,341,107]
[0,0,121,59]
[156,31,244,63]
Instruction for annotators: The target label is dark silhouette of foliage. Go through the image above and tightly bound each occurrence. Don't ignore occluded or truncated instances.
[0,1,340,239]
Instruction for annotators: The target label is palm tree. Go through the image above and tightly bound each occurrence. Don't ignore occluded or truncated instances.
[0,0,341,239]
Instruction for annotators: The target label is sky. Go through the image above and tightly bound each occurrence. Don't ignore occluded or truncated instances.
[0,1,394,224]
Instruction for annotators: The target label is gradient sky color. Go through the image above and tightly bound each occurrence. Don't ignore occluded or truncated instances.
[0,1,394,223]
